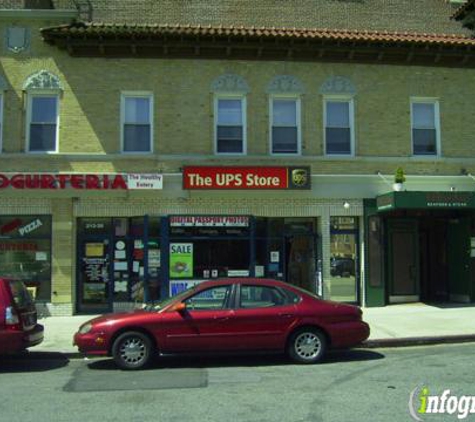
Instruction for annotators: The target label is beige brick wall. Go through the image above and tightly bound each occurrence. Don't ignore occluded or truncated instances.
[51,198,73,304]
[0,19,474,178]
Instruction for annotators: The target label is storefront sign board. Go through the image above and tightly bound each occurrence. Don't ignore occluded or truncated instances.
[377,191,475,212]
[183,166,311,190]
[127,174,163,190]
[0,173,163,190]
[170,215,249,227]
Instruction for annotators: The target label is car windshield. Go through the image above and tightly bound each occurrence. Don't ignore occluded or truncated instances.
[8,280,34,308]
[144,285,198,311]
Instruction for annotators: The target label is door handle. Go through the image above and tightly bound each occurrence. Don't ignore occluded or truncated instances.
[213,316,230,322]
[278,313,294,318]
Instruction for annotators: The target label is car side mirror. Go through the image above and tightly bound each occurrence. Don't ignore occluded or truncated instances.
[169,302,186,313]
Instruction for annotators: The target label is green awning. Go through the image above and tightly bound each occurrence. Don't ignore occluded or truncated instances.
[376,191,475,212]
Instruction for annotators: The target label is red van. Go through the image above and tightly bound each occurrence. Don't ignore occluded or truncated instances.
[0,278,44,354]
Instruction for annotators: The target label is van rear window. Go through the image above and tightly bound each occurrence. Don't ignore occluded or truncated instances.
[8,280,33,308]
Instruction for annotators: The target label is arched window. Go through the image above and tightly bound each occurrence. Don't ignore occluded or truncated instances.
[211,74,249,155]
[23,70,62,153]
[320,76,356,156]
[267,75,304,155]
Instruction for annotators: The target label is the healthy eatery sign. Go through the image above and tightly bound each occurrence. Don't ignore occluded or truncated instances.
[0,173,163,190]
[183,166,311,190]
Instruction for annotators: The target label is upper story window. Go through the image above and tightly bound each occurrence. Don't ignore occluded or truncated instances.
[270,97,301,155]
[27,94,59,153]
[121,93,153,153]
[267,75,304,156]
[411,99,440,156]
[324,98,355,156]
[211,74,249,155]
[23,70,62,154]
[215,96,246,154]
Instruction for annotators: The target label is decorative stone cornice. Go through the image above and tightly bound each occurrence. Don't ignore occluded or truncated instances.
[267,75,304,94]
[319,76,356,95]
[211,74,249,93]
[23,70,62,90]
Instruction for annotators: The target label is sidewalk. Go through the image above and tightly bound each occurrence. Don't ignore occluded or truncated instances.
[34,303,475,357]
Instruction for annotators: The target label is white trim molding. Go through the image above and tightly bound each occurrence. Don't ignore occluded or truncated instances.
[120,91,154,154]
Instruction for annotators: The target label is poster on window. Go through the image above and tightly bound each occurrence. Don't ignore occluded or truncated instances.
[169,243,193,278]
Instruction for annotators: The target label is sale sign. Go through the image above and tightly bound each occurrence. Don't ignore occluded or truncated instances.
[183,166,310,190]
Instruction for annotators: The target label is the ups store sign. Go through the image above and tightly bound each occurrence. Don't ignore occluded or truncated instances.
[183,166,311,190]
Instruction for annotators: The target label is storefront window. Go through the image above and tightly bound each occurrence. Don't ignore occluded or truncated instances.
[0,216,52,301]
[255,217,318,292]
[169,216,251,282]
[77,216,162,313]
[330,217,358,303]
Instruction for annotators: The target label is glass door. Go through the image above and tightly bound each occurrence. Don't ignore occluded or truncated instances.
[330,217,359,303]
[77,236,112,314]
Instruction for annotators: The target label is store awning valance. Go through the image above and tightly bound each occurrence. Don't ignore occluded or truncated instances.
[376,191,475,212]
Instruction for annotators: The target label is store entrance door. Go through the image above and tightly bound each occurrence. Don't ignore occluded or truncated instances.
[285,234,318,293]
[77,237,112,314]
[448,218,471,302]
[388,220,419,302]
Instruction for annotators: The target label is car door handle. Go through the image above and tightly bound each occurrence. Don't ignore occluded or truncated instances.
[213,316,230,321]
[278,313,294,318]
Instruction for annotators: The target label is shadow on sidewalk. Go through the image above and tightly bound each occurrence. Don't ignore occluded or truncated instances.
[85,349,385,371]
[423,302,475,310]
[0,351,69,373]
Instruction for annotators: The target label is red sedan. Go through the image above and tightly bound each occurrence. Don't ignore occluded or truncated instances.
[74,278,370,370]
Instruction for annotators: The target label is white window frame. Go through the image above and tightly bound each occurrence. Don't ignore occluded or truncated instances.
[120,92,154,154]
[0,93,3,153]
[269,95,301,156]
[214,94,247,155]
[26,92,60,154]
[323,96,355,157]
[410,97,440,157]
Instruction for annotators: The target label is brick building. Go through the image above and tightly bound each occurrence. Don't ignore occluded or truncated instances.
[0,0,475,315]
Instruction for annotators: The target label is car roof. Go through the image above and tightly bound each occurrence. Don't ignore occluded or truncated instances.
[196,278,295,290]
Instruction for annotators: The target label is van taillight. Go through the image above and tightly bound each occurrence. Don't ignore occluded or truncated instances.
[5,306,21,330]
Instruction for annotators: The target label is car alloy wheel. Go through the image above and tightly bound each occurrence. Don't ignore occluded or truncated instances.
[112,331,153,370]
[288,328,327,364]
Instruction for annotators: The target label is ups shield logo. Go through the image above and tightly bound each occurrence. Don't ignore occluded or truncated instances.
[288,167,311,190]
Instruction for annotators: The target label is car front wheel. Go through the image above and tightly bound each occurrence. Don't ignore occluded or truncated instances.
[112,331,153,370]
[287,328,327,364]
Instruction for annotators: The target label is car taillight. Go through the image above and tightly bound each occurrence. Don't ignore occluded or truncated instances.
[5,306,21,330]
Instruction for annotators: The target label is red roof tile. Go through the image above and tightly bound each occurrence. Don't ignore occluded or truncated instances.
[452,0,475,20]
[41,23,475,47]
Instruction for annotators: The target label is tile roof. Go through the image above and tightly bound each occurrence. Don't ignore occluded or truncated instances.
[452,0,475,20]
[41,22,475,48]
[80,0,470,36]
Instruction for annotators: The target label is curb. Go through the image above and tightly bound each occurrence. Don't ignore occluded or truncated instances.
[361,334,475,349]
[28,335,475,359]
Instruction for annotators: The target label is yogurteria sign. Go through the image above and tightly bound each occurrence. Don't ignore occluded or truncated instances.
[183,166,311,190]
[0,173,163,190]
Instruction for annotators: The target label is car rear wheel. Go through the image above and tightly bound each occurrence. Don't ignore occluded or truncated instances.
[287,328,327,364]
[112,331,153,370]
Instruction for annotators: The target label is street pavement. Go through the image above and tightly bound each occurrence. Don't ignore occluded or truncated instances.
[34,302,475,356]
[2,343,474,422]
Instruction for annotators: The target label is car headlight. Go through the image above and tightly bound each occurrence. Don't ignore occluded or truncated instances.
[79,322,93,334]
